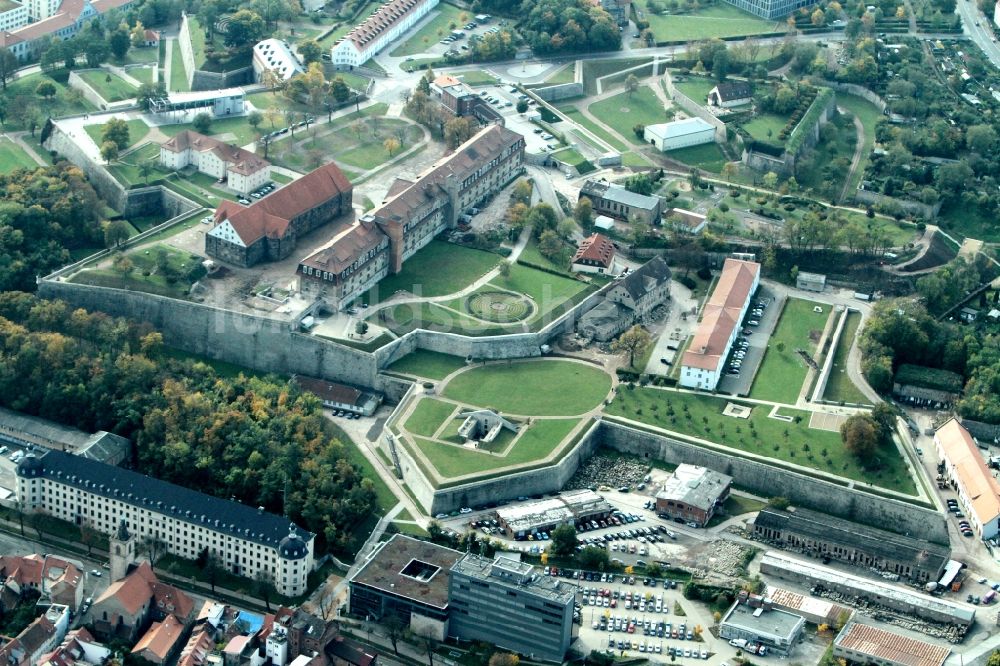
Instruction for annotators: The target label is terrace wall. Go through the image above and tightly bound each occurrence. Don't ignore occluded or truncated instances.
[533,83,584,102]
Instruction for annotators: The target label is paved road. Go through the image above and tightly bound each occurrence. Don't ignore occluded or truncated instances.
[956,0,1000,69]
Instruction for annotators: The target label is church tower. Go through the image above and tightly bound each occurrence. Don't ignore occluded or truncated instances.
[109,519,135,582]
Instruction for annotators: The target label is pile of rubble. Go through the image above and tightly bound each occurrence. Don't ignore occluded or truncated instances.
[568,454,649,489]
[812,587,968,643]
[687,540,756,579]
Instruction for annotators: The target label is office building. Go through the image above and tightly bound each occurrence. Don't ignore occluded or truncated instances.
[934,418,1000,540]
[14,449,314,596]
[644,117,715,151]
[833,620,949,666]
[720,592,805,656]
[0,0,133,61]
[449,554,574,662]
[496,489,613,538]
[752,507,949,583]
[655,464,731,527]
[721,0,811,19]
[680,257,760,390]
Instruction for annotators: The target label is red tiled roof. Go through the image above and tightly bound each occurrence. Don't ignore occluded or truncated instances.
[936,418,1000,526]
[214,162,352,246]
[835,622,949,666]
[681,258,759,371]
[572,233,615,269]
[132,615,184,663]
[343,0,433,52]
[162,130,269,176]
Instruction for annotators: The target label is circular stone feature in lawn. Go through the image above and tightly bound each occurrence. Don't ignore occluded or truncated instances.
[466,291,534,323]
[443,360,612,416]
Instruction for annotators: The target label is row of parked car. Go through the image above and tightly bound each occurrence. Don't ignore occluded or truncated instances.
[602,618,698,644]
[947,498,975,537]
[235,182,278,206]
[726,298,768,376]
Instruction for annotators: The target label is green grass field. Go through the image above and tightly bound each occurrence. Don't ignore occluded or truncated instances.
[741,113,789,144]
[106,142,164,186]
[836,94,882,198]
[551,146,588,167]
[490,263,589,323]
[126,65,155,84]
[607,389,916,494]
[390,2,468,57]
[388,350,468,379]
[517,236,574,276]
[271,117,421,173]
[159,115,265,148]
[366,240,499,303]
[0,73,95,130]
[0,137,39,174]
[76,70,137,102]
[589,86,668,146]
[71,244,205,299]
[637,0,781,41]
[673,76,716,103]
[443,360,611,416]
[823,311,869,404]
[666,142,728,173]
[453,69,499,87]
[411,418,581,478]
[544,64,576,85]
[84,119,151,151]
[169,39,190,92]
[557,104,629,151]
[405,398,458,437]
[749,298,831,404]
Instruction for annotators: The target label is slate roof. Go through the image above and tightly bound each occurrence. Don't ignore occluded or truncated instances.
[18,449,313,548]
[711,81,752,102]
[580,179,661,212]
[572,233,615,269]
[615,256,670,302]
[298,220,386,277]
[214,162,351,246]
[162,130,270,176]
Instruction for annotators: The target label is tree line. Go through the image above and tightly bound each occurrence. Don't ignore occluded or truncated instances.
[0,292,377,554]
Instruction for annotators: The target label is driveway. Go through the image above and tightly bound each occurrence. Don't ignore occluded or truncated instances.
[716,287,782,396]
[645,280,699,377]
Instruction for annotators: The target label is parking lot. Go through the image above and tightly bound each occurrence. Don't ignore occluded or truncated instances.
[716,288,783,395]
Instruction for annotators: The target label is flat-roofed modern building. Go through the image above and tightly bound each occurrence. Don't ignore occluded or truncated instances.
[680,257,760,389]
[833,621,950,666]
[496,489,613,538]
[348,535,462,640]
[934,418,1000,540]
[449,554,574,662]
[644,117,715,151]
[722,0,811,19]
[655,464,731,527]
[720,592,805,656]
[752,507,950,583]
[14,448,314,597]
[759,551,976,627]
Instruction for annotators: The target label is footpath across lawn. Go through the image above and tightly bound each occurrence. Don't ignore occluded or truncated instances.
[365,240,499,303]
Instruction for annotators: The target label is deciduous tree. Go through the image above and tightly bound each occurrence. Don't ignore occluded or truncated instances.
[611,325,652,369]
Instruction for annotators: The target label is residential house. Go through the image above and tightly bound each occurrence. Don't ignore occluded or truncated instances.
[707,81,753,107]
[0,605,69,666]
[331,0,440,68]
[160,131,271,196]
[579,179,662,225]
[206,161,353,268]
[140,28,159,46]
[644,117,715,151]
[571,233,617,275]
[327,636,378,666]
[666,207,707,235]
[177,620,216,666]
[131,615,185,665]
[577,256,671,341]
[253,38,304,82]
[39,627,111,666]
[291,375,384,416]
[0,554,83,610]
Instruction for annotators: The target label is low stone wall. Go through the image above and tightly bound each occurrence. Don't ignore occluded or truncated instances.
[598,420,948,545]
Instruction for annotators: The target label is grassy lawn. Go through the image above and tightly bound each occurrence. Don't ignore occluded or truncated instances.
[76,69,137,102]
[666,142,727,173]
[124,46,159,65]
[795,112,856,200]
[70,244,206,299]
[390,2,468,57]
[84,119,151,150]
[335,71,372,91]
[453,69,499,87]
[159,115,262,147]
[557,104,628,151]
[673,75,716,103]
[741,113,789,144]
[400,57,443,72]
[443,360,611,416]
[517,236,573,276]
[404,398,458,437]
[551,146,589,167]
[823,311,869,404]
[489,262,591,326]
[126,65,155,84]
[607,389,917,494]
[544,64,576,85]
[366,240,499,303]
[107,143,167,186]
[836,94,881,197]
[0,73,95,130]
[410,418,581,478]
[0,137,40,174]
[387,350,468,379]
[749,298,831,404]
[636,0,781,40]
[169,39,190,92]
[267,108,405,173]
[589,86,668,146]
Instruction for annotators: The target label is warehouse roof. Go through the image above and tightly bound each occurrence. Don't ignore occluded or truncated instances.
[656,464,731,512]
[834,621,949,666]
[935,418,1000,527]
[644,117,714,140]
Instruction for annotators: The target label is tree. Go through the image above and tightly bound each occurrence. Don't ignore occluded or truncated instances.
[100,140,120,163]
[111,253,132,284]
[624,173,653,195]
[624,73,639,99]
[130,21,148,48]
[538,229,563,259]
[298,38,322,65]
[511,179,533,205]
[355,320,368,336]
[109,23,131,61]
[498,260,511,280]
[204,554,223,593]
[811,7,825,25]
[381,614,406,654]
[840,413,879,464]
[646,562,663,578]
[966,124,997,154]
[192,112,213,134]
[516,98,529,113]
[80,524,100,555]
[253,570,276,611]
[35,80,57,103]
[611,325,652,369]
[574,196,594,228]
[551,523,577,557]
[579,546,609,570]
[136,81,166,111]
[101,117,130,150]
[418,627,438,666]
[383,137,401,156]
[762,171,779,190]
[489,654,520,666]
[247,110,264,136]
[0,48,18,90]
[444,116,473,149]
[330,76,351,106]
[104,219,132,248]
[224,9,266,49]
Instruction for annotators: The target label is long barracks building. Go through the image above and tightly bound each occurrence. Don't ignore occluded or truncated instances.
[14,448,314,597]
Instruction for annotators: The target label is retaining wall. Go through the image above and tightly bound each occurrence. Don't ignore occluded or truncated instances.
[811,307,850,402]
[178,13,197,89]
[663,69,727,142]
[533,82,584,102]
[598,420,948,545]
[179,13,253,91]
[45,120,128,208]
[67,70,112,110]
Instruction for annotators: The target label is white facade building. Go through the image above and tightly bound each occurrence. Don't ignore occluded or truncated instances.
[14,449,314,597]
[253,38,304,82]
[934,419,1000,540]
[644,117,715,151]
[0,1,27,33]
[331,0,439,68]
[680,258,760,390]
[160,130,270,195]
